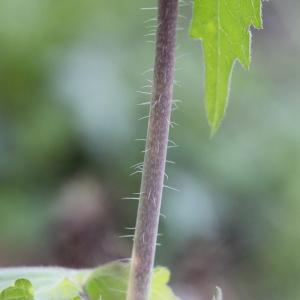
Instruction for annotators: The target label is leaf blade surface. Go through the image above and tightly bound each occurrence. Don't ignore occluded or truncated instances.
[190,0,263,133]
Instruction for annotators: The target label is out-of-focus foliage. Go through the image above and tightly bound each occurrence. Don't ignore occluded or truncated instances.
[0,263,179,300]
[0,267,87,300]
[0,0,300,300]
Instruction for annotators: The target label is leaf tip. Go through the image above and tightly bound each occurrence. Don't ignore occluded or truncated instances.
[209,122,220,138]
[207,107,225,137]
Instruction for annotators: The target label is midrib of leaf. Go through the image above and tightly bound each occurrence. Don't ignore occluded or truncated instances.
[214,0,221,132]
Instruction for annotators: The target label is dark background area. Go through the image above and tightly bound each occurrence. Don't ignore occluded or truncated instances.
[1,1,300,299]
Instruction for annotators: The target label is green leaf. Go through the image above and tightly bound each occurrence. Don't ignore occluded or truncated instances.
[49,278,83,300]
[190,0,263,134]
[150,267,179,300]
[84,262,180,300]
[84,262,129,300]
[0,279,34,300]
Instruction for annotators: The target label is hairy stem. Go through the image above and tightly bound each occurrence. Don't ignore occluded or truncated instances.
[126,1,179,299]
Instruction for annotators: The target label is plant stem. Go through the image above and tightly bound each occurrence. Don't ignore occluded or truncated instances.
[126,1,179,299]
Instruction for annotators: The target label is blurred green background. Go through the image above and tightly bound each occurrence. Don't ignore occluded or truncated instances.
[0,1,299,299]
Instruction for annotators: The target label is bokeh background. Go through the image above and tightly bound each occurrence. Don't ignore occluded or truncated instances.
[0,0,299,299]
